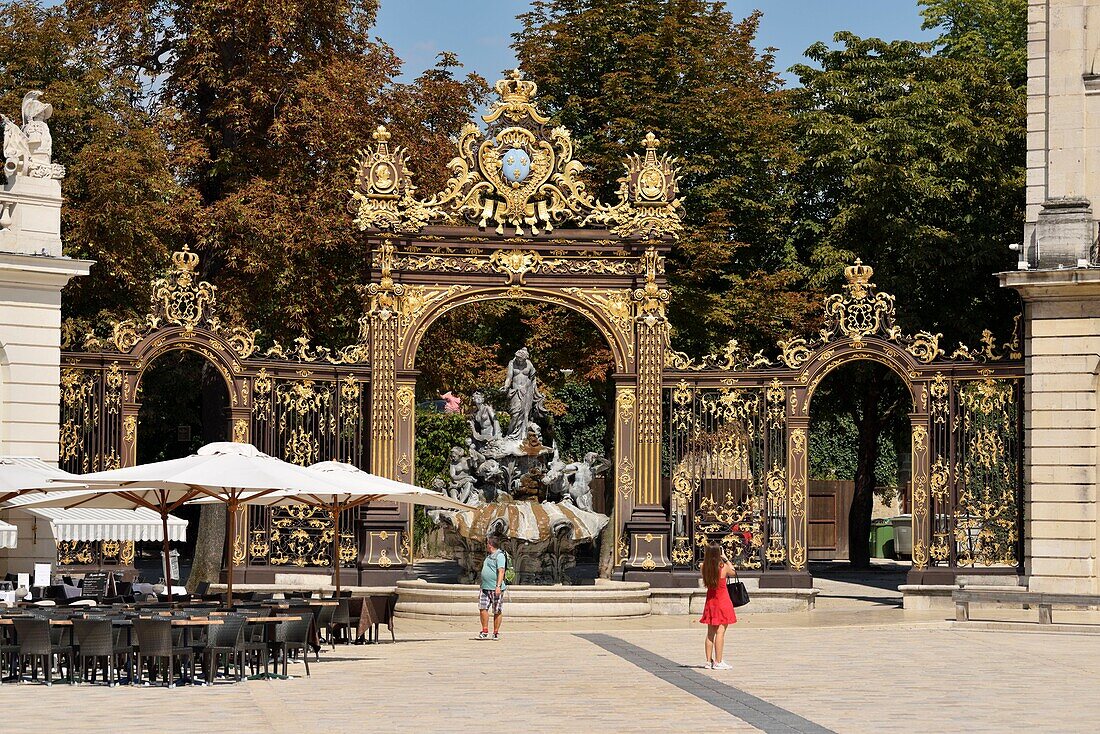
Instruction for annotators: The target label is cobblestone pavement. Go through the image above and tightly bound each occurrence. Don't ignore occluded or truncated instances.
[2,606,1098,734]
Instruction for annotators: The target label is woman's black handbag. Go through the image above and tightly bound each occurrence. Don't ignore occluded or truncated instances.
[726,571,750,608]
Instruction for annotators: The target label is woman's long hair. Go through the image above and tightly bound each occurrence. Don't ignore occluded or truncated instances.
[701,543,723,589]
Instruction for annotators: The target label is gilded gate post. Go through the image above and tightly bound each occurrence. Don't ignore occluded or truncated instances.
[910,414,931,577]
[621,247,673,576]
[367,248,402,480]
[786,415,810,580]
[613,381,638,568]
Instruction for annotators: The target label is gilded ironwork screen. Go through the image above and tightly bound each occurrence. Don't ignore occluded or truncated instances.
[59,247,372,574]
[666,381,788,571]
[662,261,1025,582]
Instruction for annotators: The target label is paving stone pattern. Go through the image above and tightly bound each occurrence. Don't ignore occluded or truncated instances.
[1,614,1098,733]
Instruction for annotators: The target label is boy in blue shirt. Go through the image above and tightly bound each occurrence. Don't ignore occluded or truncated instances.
[478,535,507,640]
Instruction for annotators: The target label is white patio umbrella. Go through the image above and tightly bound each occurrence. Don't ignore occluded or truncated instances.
[0,457,98,551]
[194,460,471,596]
[40,442,354,604]
[0,457,88,504]
[13,485,196,594]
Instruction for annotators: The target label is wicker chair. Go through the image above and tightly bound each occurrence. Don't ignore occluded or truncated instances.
[328,599,352,646]
[73,618,132,686]
[0,622,20,685]
[270,613,312,677]
[133,618,194,687]
[200,616,249,682]
[12,617,74,685]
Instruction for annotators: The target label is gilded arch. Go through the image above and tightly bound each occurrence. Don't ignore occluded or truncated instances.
[399,285,633,373]
[352,71,683,574]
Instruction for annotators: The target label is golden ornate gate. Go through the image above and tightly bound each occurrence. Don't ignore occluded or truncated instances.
[60,246,376,583]
[60,71,1025,588]
[663,261,1024,586]
[349,71,685,574]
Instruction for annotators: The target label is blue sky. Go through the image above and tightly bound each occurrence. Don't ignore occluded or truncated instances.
[375,0,938,85]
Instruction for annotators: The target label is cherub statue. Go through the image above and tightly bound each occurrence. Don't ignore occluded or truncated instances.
[561,452,612,512]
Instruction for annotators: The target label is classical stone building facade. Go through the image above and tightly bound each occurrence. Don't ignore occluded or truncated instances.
[0,94,91,460]
[1001,0,1100,595]
[0,93,92,573]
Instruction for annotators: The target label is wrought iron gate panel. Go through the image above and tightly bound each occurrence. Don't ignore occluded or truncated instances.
[662,261,1025,580]
[666,380,787,571]
[59,361,124,474]
[249,370,367,469]
[59,248,372,573]
[952,376,1023,567]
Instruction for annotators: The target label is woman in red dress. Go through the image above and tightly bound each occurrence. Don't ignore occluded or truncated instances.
[698,542,737,670]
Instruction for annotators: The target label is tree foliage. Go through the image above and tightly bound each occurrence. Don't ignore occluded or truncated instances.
[416,300,614,410]
[514,0,818,355]
[3,0,487,346]
[920,0,1027,88]
[790,3,1025,564]
[791,26,1023,344]
[1,2,194,335]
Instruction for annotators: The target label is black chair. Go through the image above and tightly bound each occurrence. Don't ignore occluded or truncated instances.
[270,613,312,677]
[203,614,244,683]
[328,599,351,646]
[133,618,194,687]
[0,622,19,685]
[309,603,335,658]
[73,618,132,686]
[12,617,74,685]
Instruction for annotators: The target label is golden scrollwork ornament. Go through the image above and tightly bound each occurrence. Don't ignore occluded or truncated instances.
[349,71,683,239]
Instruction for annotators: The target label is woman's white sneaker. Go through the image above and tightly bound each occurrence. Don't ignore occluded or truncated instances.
[712,661,732,671]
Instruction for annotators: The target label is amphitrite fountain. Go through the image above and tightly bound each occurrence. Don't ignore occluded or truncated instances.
[430,348,610,584]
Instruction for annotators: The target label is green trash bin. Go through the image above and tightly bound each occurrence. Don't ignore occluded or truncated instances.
[868,519,894,559]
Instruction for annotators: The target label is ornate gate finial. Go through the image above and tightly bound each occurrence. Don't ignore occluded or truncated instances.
[483,69,549,125]
[349,74,683,238]
[843,258,874,299]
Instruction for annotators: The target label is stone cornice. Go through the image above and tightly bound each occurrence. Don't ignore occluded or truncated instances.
[999,268,1100,301]
[0,251,92,287]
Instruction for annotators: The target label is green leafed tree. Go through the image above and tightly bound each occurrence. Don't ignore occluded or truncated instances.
[514,0,819,355]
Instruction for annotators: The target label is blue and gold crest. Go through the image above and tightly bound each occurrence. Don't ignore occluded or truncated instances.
[501,148,531,184]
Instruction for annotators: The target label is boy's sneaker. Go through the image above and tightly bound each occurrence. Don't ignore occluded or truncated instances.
[492,632,500,641]
[478,631,489,640]
[712,661,732,671]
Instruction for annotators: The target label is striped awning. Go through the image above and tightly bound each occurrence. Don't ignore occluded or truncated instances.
[0,456,188,542]
[0,520,15,549]
[18,506,187,543]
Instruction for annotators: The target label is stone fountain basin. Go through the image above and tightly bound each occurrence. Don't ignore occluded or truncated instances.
[394,578,651,619]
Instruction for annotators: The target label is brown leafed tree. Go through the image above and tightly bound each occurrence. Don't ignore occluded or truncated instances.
[3,1,487,587]
[68,0,487,346]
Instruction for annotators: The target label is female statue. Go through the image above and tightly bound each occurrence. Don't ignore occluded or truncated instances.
[468,391,501,448]
[501,347,545,441]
